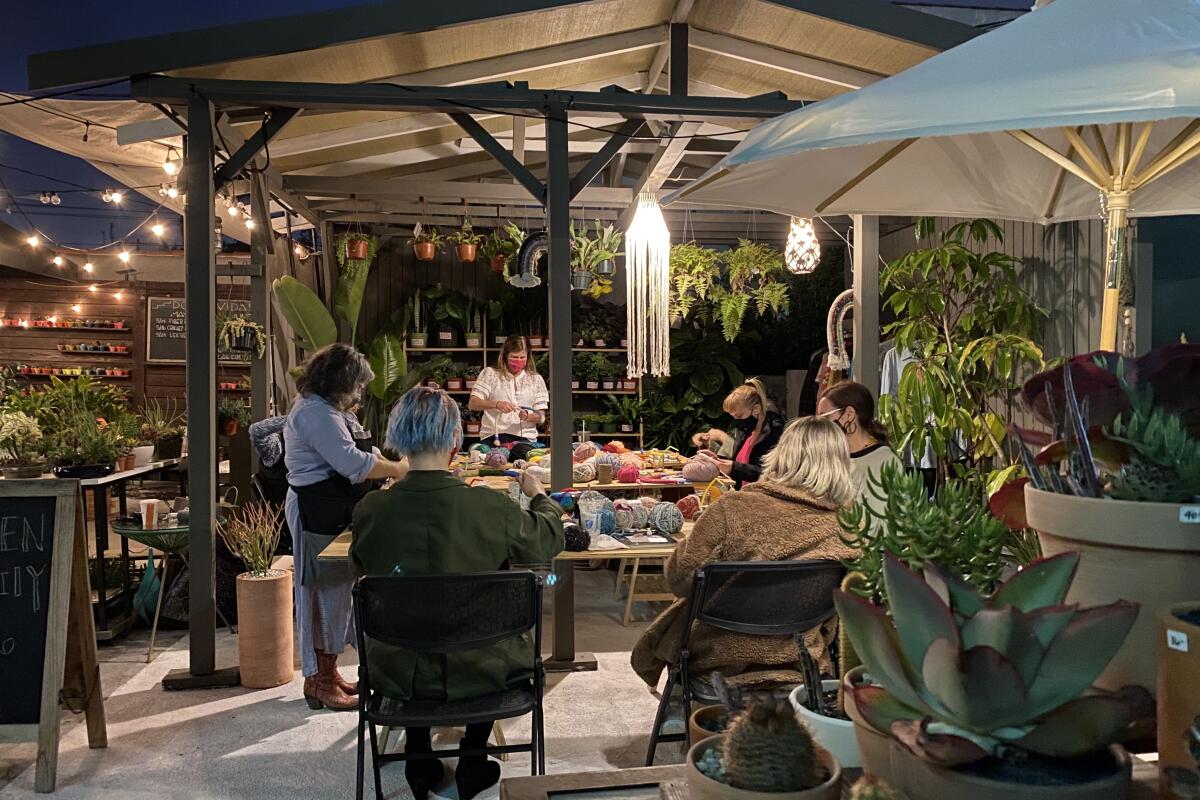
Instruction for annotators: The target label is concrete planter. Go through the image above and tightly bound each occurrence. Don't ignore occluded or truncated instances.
[788,681,859,768]
[1158,602,1200,798]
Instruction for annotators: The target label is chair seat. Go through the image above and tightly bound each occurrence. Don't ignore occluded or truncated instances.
[369,685,535,727]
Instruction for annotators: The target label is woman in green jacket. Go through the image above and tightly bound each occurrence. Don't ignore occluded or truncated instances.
[351,386,564,800]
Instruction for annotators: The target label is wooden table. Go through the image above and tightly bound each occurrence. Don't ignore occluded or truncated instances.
[318,522,691,674]
[500,759,1164,800]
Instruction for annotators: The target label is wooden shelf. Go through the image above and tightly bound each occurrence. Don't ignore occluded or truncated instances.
[575,390,637,395]
[57,349,131,356]
[16,372,130,380]
[408,347,485,353]
[2,323,130,333]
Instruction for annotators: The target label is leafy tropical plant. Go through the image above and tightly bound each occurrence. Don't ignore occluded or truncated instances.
[6,375,129,432]
[835,552,1150,768]
[604,394,644,425]
[667,239,790,342]
[570,220,622,298]
[668,242,722,320]
[641,326,743,449]
[448,220,483,246]
[334,231,379,342]
[44,407,123,467]
[271,276,338,352]
[407,222,444,247]
[0,410,43,466]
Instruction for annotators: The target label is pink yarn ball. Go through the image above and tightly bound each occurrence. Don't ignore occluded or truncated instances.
[682,459,719,482]
[639,496,659,512]
[485,450,508,468]
[602,440,628,454]
[616,465,641,484]
[676,494,702,520]
[619,452,647,470]
[573,442,598,463]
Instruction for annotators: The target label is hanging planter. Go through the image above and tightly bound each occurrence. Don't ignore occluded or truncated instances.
[413,242,436,261]
[335,231,378,275]
[490,254,507,273]
[217,316,267,358]
[408,223,443,262]
[595,258,615,276]
[449,218,482,263]
[456,243,478,262]
[346,238,369,260]
[571,271,593,291]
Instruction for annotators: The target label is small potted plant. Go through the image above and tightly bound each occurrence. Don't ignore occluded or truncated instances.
[0,410,44,478]
[46,410,122,478]
[598,414,619,434]
[141,399,185,460]
[464,305,484,349]
[218,316,267,358]
[219,502,292,689]
[408,222,443,262]
[337,230,376,262]
[464,410,482,437]
[449,220,482,263]
[606,396,642,434]
[113,319,126,329]
[487,222,526,275]
[445,365,465,392]
[217,397,251,436]
[688,675,842,800]
[598,357,620,391]
[463,365,481,391]
[408,291,428,348]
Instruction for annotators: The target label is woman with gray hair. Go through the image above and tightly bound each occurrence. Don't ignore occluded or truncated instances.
[351,386,564,800]
[284,343,409,712]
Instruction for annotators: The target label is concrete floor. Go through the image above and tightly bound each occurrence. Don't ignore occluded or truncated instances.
[0,565,681,799]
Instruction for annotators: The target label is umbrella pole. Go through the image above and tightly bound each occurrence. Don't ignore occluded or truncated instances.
[1099,191,1130,352]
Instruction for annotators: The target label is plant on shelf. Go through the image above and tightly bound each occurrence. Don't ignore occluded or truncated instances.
[835,552,1150,796]
[217,397,251,436]
[449,219,483,262]
[594,354,621,389]
[424,284,470,347]
[217,316,267,358]
[45,407,123,476]
[334,230,379,342]
[408,289,429,348]
[408,222,444,262]
[139,398,185,459]
[463,408,482,436]
[0,409,44,478]
[464,302,484,348]
[570,220,622,298]
[462,364,482,390]
[605,395,643,433]
[641,325,743,450]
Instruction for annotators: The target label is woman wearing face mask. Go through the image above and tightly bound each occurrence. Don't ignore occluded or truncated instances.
[692,378,786,487]
[816,380,900,496]
[468,335,549,450]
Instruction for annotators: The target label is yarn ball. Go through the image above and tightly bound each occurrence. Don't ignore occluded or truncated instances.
[550,491,576,512]
[648,502,685,535]
[467,448,487,465]
[676,494,702,520]
[616,464,641,484]
[594,452,623,470]
[613,498,649,530]
[490,446,511,462]
[682,459,720,482]
[619,452,647,470]
[468,443,491,456]
[639,496,660,512]
[563,523,590,552]
[485,450,509,468]
[572,461,596,483]
[527,449,548,460]
[573,441,598,462]
[524,464,549,485]
[602,440,628,454]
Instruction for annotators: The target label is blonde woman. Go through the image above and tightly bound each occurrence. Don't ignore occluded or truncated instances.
[633,416,857,690]
[692,377,785,486]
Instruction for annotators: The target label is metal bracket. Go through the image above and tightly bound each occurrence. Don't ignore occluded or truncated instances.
[214,107,299,193]
[569,119,645,200]
[449,111,546,205]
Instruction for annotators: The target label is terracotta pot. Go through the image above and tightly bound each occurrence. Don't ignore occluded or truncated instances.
[594,339,607,348]
[236,570,294,689]
[120,454,136,471]
[688,704,727,745]
[413,241,436,261]
[220,419,238,436]
[465,379,477,390]
[445,378,464,391]
[686,735,842,800]
[346,238,369,260]
[490,254,507,273]
[465,422,481,435]
[843,667,1132,800]
[1026,486,1200,692]
[1158,602,1200,799]
[789,681,859,768]
[456,243,478,262]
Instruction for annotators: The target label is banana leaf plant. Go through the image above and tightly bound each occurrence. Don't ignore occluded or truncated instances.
[835,552,1151,769]
[334,231,379,342]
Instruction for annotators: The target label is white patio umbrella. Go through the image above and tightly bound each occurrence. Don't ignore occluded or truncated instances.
[667,0,1200,350]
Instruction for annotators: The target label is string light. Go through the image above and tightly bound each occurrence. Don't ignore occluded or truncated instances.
[118,249,131,263]
[19,320,28,328]
[151,222,165,237]
[83,261,94,273]
[50,192,61,206]
[46,316,56,324]
[293,242,310,261]
[244,217,256,230]
[102,189,113,203]
[87,284,97,292]
[784,217,821,275]
[162,148,180,176]
[166,185,178,199]
[112,291,123,301]
[25,235,39,247]
[110,190,123,204]
[71,304,81,313]
[39,192,50,205]
[52,255,63,266]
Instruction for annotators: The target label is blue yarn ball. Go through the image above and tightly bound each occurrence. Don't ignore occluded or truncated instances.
[648,502,685,535]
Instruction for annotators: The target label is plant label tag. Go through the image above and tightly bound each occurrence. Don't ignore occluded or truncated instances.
[1167,629,1189,653]
[1180,506,1200,524]
[438,331,453,341]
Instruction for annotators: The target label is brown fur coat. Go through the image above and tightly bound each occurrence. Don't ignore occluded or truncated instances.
[630,481,856,688]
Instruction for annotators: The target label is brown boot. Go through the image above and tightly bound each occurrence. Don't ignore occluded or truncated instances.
[303,654,357,712]
[319,650,358,696]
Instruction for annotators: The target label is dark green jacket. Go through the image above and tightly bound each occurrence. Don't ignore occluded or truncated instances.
[350,470,564,702]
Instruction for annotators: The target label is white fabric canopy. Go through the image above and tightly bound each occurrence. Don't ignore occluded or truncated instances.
[669,0,1200,223]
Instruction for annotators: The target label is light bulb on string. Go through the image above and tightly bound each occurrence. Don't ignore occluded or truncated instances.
[87,284,97,293]
[102,190,113,203]
[112,291,123,301]
[52,255,63,267]
[19,320,28,328]
[166,185,179,200]
[39,192,50,205]
[46,316,56,324]
[151,222,165,237]
[118,249,131,264]
[71,304,81,313]
[25,235,39,247]
[784,217,821,275]
[244,217,256,230]
[83,261,94,273]
[110,190,123,204]
[163,149,179,175]
[49,192,61,206]
[293,242,309,261]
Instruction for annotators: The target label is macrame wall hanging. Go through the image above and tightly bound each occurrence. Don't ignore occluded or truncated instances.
[624,190,671,378]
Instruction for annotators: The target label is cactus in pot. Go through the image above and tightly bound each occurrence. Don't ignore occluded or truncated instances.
[847,776,898,800]
[725,696,824,792]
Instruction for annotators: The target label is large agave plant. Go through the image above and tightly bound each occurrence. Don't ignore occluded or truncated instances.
[835,552,1151,768]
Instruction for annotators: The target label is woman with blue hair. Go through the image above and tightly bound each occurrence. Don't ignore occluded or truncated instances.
[351,386,564,800]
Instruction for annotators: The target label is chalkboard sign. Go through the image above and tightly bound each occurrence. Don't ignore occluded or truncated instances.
[146,296,252,365]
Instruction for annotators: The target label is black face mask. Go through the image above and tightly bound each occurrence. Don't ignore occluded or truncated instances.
[733,415,758,433]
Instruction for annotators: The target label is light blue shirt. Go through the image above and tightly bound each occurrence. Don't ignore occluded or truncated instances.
[283,393,376,487]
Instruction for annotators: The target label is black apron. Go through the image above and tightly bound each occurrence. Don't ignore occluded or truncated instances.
[292,427,377,587]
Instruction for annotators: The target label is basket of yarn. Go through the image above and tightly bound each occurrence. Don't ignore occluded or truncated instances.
[572,460,597,483]
[676,494,702,520]
[573,441,598,463]
[682,458,720,483]
[563,522,591,552]
[485,449,509,468]
[577,490,616,535]
[648,501,685,535]
[613,498,649,530]
[616,464,641,484]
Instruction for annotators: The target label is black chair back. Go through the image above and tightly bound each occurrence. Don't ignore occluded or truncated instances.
[686,560,846,637]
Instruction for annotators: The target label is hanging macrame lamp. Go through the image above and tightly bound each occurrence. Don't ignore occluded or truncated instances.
[624,191,671,378]
[785,216,820,274]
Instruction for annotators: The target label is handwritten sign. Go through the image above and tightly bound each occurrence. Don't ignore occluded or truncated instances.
[0,495,56,725]
[146,296,252,365]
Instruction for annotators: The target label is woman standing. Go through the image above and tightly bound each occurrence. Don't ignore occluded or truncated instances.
[468,335,549,447]
[284,343,409,711]
[816,380,900,496]
[692,378,786,486]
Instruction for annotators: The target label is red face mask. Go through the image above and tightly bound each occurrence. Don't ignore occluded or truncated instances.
[507,356,527,374]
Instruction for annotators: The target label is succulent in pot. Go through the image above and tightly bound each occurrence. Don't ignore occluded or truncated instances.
[408,289,429,348]
[0,410,45,478]
[834,552,1151,799]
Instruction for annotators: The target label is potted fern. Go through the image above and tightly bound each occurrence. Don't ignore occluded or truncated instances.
[408,222,443,262]
[219,503,292,689]
[0,410,45,478]
[449,220,482,263]
[217,397,251,436]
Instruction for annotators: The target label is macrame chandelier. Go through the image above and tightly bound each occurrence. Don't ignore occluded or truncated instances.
[785,216,821,274]
[624,190,671,378]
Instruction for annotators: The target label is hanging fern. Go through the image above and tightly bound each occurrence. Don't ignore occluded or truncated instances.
[715,290,750,343]
[753,281,791,317]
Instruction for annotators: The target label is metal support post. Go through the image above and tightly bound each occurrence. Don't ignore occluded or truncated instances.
[545,105,573,494]
[851,214,880,396]
[670,23,689,97]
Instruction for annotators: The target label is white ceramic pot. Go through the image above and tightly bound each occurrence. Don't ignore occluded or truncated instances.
[132,445,156,467]
[788,681,859,768]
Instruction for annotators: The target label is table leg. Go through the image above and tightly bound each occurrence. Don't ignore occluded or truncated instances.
[91,486,108,635]
[544,558,596,673]
[147,551,171,663]
[623,558,641,626]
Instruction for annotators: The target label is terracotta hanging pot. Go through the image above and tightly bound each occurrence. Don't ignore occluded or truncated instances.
[220,419,238,436]
[490,254,507,273]
[456,243,478,263]
[346,238,369,260]
[413,242,436,262]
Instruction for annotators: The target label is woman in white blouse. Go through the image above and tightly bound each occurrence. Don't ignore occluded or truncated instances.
[468,334,550,445]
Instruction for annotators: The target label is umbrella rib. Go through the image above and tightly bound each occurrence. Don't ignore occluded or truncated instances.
[1087,125,1114,177]
[1133,135,1200,190]
[1122,122,1154,185]
[1114,123,1131,185]
[814,137,917,213]
[1061,127,1113,188]
[1043,140,1077,220]
[1009,130,1103,190]
[1130,118,1200,188]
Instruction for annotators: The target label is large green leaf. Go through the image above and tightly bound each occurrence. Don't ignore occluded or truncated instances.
[334,264,371,343]
[960,606,1045,687]
[883,553,961,672]
[689,363,724,395]
[367,333,405,401]
[1018,693,1143,758]
[922,640,1027,730]
[271,276,337,352]
[833,589,933,715]
[1026,601,1139,718]
[990,552,1079,611]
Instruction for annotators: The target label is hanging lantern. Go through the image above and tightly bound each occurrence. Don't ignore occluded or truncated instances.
[624,191,671,378]
[785,216,821,274]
